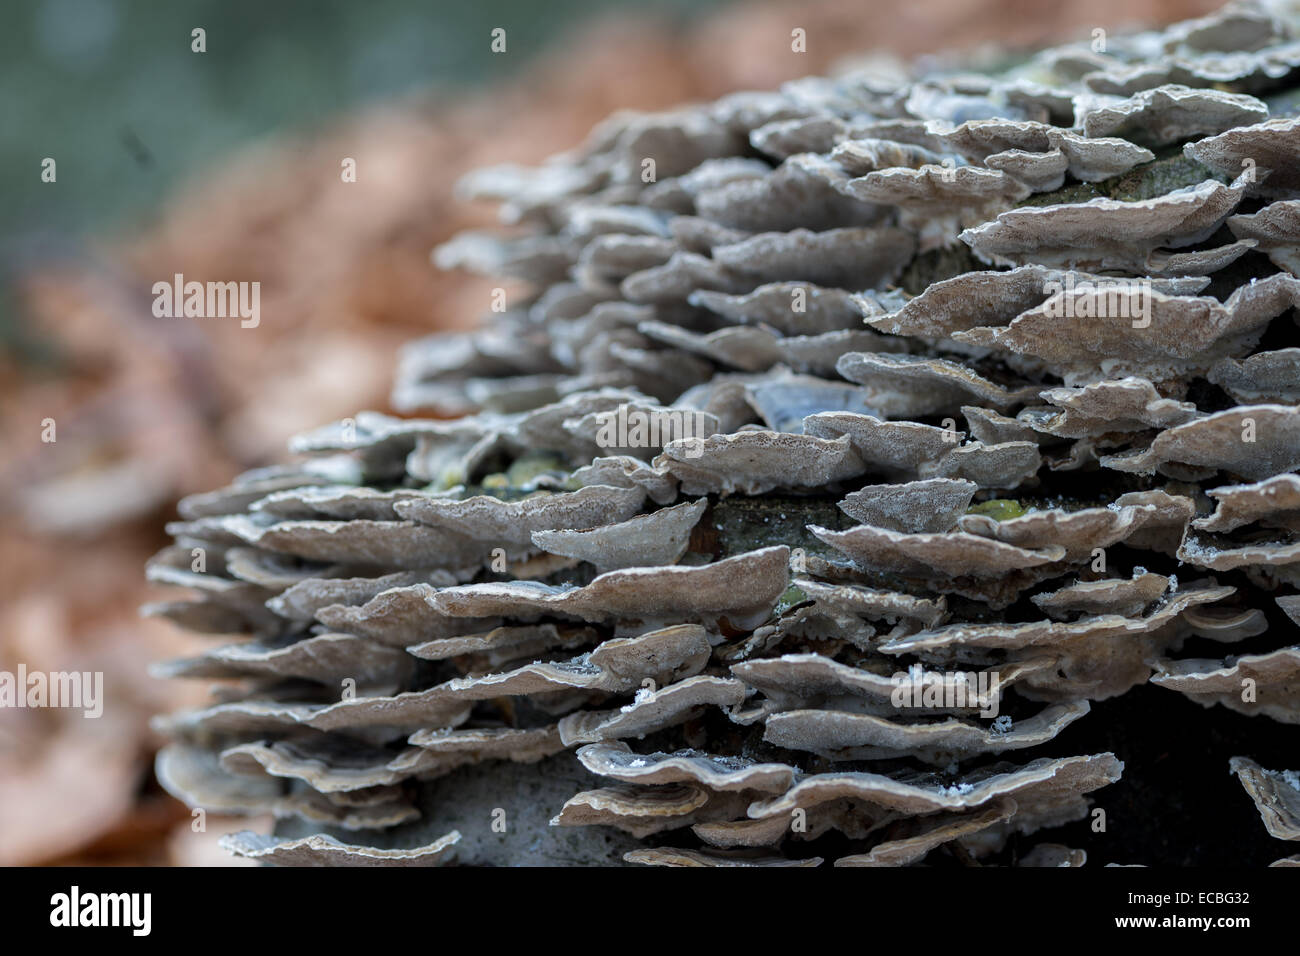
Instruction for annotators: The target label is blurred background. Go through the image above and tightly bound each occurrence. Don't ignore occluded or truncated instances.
[0,0,1219,865]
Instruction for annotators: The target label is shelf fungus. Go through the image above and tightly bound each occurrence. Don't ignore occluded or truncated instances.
[152,0,1300,866]
[1230,757,1300,864]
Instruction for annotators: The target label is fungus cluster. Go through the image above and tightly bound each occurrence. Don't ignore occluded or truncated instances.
[154,0,1300,865]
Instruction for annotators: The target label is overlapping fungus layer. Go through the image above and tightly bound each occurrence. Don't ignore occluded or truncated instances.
[153,0,1300,866]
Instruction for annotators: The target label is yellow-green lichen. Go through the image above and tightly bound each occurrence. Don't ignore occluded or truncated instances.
[966,499,1029,521]
[505,451,569,488]
[774,583,809,615]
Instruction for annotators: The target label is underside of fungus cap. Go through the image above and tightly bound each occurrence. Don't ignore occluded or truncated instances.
[151,0,1300,867]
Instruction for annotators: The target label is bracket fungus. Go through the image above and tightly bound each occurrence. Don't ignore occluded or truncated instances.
[151,0,1300,866]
